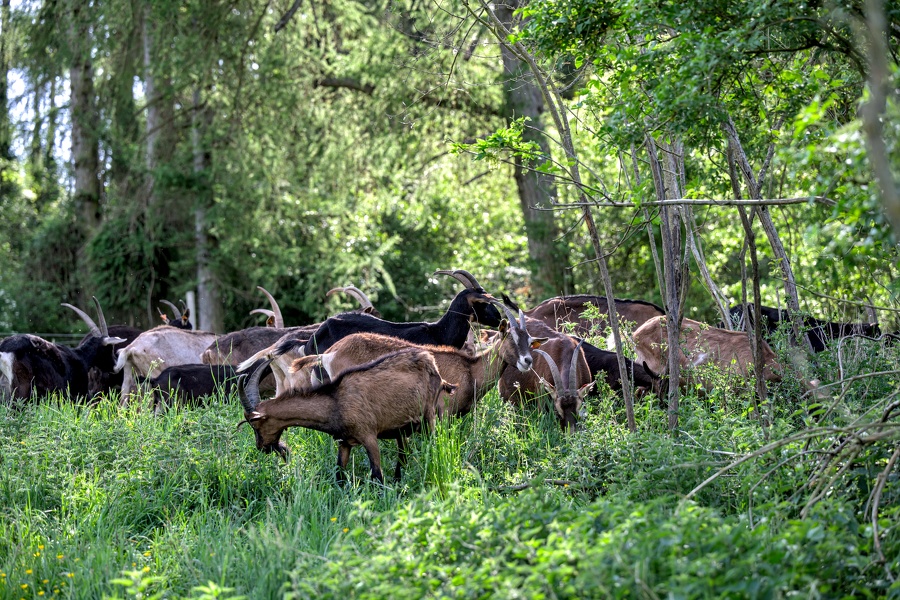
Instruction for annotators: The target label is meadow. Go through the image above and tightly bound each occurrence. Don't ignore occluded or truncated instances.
[1,335,899,599]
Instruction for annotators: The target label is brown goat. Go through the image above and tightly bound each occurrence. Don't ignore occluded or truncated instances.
[632,316,783,391]
[500,334,593,432]
[526,295,664,336]
[239,348,452,483]
[285,303,542,417]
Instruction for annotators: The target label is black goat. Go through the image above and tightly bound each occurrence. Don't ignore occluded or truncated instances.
[157,300,193,330]
[728,304,882,353]
[0,298,126,402]
[83,325,144,397]
[143,364,238,414]
[298,270,501,357]
[579,340,658,393]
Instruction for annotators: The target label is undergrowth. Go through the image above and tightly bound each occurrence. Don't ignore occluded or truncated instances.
[0,341,898,598]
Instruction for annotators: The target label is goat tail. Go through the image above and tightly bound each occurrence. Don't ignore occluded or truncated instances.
[113,347,129,373]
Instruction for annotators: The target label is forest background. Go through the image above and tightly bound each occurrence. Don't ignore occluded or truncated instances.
[1,0,898,335]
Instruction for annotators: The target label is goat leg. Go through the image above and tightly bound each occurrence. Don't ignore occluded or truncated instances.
[394,435,409,482]
[360,435,384,484]
[336,442,352,485]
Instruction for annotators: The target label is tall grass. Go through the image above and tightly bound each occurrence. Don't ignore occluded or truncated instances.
[0,340,897,599]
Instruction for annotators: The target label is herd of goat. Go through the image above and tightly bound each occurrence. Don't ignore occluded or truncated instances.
[0,270,887,482]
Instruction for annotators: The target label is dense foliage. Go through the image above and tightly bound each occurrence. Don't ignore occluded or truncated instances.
[0,335,898,598]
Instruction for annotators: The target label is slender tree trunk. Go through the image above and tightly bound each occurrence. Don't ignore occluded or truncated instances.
[0,0,11,163]
[647,136,683,430]
[722,118,812,354]
[192,88,224,333]
[479,1,635,430]
[495,2,570,300]
[68,0,101,232]
[142,3,175,209]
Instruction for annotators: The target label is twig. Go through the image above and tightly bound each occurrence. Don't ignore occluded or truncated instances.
[868,444,900,580]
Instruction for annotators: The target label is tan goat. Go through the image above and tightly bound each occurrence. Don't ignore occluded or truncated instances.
[115,326,218,404]
[239,348,452,483]
[632,316,783,391]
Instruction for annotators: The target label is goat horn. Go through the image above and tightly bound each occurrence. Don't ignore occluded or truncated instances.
[533,347,564,390]
[156,306,166,318]
[250,308,275,318]
[434,269,483,291]
[61,302,101,338]
[568,339,584,391]
[327,285,374,311]
[160,300,180,317]
[256,286,284,328]
[239,358,269,413]
[92,296,110,337]
[493,299,519,326]
[518,309,527,332]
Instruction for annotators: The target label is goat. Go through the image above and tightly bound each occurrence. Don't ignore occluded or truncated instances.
[143,364,238,414]
[633,316,782,392]
[0,298,126,401]
[238,347,452,483]
[82,325,144,397]
[275,301,543,416]
[115,326,218,404]
[296,270,502,358]
[525,295,664,336]
[728,304,882,353]
[157,300,193,330]
[202,285,380,366]
[499,295,651,407]
[500,333,593,432]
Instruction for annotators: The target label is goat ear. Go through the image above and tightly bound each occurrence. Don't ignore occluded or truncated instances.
[531,337,548,349]
[578,381,596,397]
[246,412,264,423]
[498,319,509,334]
[159,313,168,322]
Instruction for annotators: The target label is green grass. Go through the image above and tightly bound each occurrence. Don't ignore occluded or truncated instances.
[0,343,898,599]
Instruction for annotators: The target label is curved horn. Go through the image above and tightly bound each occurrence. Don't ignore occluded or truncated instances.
[518,309,527,332]
[568,339,585,390]
[493,299,520,326]
[160,300,180,318]
[533,348,564,390]
[238,358,270,413]
[179,299,188,315]
[256,286,284,328]
[250,308,275,318]
[434,269,482,290]
[91,296,110,337]
[61,302,101,338]
[328,285,374,311]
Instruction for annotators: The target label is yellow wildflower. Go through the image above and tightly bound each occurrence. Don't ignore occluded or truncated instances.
[34,552,40,557]
[20,584,28,589]
[66,573,73,578]
[56,555,63,560]
[25,570,32,575]
[343,528,349,533]
[42,579,48,584]
[142,567,150,573]
[331,517,337,522]
[143,551,151,557]
[38,592,45,596]
[38,545,44,550]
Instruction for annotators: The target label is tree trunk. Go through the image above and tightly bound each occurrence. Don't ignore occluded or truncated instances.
[0,0,11,162]
[141,2,175,209]
[68,0,101,232]
[647,134,682,430]
[192,88,224,333]
[495,2,570,300]
[723,117,813,354]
